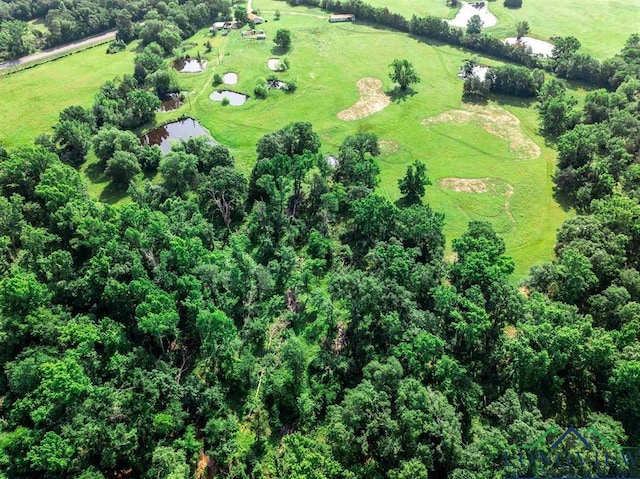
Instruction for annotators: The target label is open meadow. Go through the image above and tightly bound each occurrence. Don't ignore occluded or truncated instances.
[0,44,136,149]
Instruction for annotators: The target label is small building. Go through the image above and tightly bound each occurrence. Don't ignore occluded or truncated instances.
[212,21,226,29]
[248,13,264,24]
[256,33,266,40]
[329,13,355,23]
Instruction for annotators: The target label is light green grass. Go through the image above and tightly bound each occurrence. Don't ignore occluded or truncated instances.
[0,43,136,149]
[0,2,571,279]
[487,0,640,58]
[364,0,458,19]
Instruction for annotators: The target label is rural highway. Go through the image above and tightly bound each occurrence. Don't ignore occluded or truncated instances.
[0,30,116,71]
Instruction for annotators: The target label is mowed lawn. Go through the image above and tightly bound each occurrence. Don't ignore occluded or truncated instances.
[487,0,640,58]
[181,5,567,279]
[0,44,136,149]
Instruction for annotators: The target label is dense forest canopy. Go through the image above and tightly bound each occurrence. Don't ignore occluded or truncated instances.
[1,0,640,478]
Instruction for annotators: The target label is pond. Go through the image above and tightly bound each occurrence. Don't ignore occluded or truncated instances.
[267,79,287,89]
[209,90,248,106]
[140,118,215,153]
[158,93,183,112]
[174,59,207,73]
[223,72,238,84]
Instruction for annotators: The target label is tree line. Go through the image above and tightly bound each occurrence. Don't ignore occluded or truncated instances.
[0,0,231,61]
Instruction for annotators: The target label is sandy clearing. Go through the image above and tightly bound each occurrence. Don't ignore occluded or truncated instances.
[379,140,399,155]
[438,177,514,196]
[447,1,497,28]
[439,177,516,226]
[337,77,391,121]
[505,37,554,57]
[422,103,541,159]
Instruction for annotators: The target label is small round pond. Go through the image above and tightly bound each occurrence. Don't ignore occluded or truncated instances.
[267,58,283,71]
[174,59,207,73]
[140,118,216,153]
[158,93,183,112]
[209,90,248,106]
[223,72,238,84]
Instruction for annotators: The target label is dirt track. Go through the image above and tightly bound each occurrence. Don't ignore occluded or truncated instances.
[0,30,116,71]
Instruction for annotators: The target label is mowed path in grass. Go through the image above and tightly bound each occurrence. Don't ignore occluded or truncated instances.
[0,44,136,149]
[189,4,566,279]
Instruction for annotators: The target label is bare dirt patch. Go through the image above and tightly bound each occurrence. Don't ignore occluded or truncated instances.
[439,177,516,226]
[438,177,514,196]
[423,104,541,159]
[337,77,391,121]
[379,140,399,155]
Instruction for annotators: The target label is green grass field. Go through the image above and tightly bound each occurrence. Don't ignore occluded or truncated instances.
[345,0,640,58]
[0,43,136,149]
[364,0,458,19]
[487,0,640,58]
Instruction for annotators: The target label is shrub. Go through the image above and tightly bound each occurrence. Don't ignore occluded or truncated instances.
[106,39,126,54]
[254,79,268,99]
[221,97,230,106]
[284,79,297,93]
[212,73,222,86]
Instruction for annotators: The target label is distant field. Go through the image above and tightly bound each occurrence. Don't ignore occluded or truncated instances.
[0,43,136,149]
[267,0,639,58]
[364,0,458,19]
[487,0,640,58]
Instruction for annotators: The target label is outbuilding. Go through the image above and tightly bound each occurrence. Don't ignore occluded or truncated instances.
[329,13,355,22]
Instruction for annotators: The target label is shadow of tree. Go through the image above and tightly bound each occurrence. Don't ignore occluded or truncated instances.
[84,160,107,183]
[99,181,129,204]
[271,45,289,56]
[386,87,417,102]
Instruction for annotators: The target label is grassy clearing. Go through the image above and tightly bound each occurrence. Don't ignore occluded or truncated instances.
[364,0,458,19]
[486,0,640,58]
[0,43,136,149]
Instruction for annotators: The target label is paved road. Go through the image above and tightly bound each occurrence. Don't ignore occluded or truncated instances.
[0,30,116,71]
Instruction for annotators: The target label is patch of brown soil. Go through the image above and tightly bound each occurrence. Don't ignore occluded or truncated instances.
[196,449,212,479]
[423,104,541,159]
[438,177,514,196]
[439,177,516,227]
[504,324,518,339]
[379,140,399,155]
[337,77,391,121]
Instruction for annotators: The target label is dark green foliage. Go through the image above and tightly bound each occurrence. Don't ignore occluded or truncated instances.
[398,160,430,205]
[389,58,420,91]
[274,28,292,49]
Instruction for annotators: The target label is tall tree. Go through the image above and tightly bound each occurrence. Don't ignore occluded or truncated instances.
[389,59,420,91]
[398,161,431,205]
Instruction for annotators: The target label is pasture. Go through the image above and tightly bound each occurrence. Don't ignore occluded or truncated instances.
[0,43,136,149]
